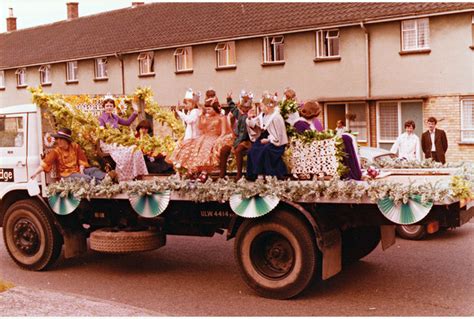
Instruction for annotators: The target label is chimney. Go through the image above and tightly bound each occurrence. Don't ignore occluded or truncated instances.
[6,8,17,32]
[67,2,79,20]
[132,2,144,7]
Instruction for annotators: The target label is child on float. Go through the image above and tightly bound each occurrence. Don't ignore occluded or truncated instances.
[97,96,148,181]
[219,90,253,180]
[246,92,288,180]
[173,88,202,141]
[135,120,174,174]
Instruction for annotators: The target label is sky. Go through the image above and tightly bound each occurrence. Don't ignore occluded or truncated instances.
[0,0,156,33]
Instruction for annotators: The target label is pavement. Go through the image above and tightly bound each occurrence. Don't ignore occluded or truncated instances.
[0,285,163,316]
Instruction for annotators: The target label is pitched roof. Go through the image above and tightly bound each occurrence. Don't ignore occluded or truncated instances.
[1,2,474,69]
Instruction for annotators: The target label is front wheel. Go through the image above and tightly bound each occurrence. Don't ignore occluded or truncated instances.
[234,210,317,299]
[396,225,426,240]
[3,199,63,270]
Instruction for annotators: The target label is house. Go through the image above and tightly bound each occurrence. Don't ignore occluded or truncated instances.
[0,2,473,161]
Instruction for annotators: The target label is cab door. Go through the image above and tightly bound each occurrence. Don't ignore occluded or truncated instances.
[0,114,28,183]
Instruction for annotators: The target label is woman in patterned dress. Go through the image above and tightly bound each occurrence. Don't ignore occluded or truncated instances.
[97,97,148,181]
[169,98,233,174]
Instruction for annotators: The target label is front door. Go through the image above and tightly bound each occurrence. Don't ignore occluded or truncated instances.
[325,103,346,131]
[401,101,423,139]
[0,114,28,184]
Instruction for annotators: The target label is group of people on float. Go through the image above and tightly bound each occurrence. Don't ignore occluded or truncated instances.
[31,87,329,183]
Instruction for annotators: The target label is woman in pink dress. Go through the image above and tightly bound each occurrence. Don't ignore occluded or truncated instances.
[169,98,233,174]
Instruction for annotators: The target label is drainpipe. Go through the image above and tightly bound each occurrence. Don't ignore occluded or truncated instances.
[114,52,125,95]
[360,22,371,99]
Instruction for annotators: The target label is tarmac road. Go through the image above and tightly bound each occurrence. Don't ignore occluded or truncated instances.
[0,223,473,316]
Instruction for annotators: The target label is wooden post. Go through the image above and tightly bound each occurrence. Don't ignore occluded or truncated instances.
[138,98,146,121]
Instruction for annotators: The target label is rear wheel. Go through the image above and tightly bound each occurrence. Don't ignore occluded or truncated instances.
[3,199,62,270]
[342,226,380,264]
[396,225,426,240]
[234,210,317,299]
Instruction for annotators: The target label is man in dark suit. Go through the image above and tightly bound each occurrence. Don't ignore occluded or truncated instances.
[421,117,448,164]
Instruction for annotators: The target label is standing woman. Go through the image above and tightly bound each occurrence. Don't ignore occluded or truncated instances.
[246,92,288,180]
[391,120,421,161]
[97,97,148,181]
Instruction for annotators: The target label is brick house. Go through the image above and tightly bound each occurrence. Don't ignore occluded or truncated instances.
[0,2,473,161]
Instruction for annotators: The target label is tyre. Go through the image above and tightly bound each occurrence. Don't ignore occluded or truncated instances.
[3,199,62,271]
[89,228,165,253]
[342,226,380,264]
[234,210,317,299]
[396,225,426,240]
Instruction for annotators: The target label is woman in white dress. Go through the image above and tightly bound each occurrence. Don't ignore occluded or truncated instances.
[390,120,421,161]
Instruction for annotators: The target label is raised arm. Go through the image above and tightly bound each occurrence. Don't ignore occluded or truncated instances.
[117,112,138,127]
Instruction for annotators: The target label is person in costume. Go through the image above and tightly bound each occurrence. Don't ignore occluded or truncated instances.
[97,95,148,181]
[30,128,114,182]
[219,90,253,179]
[173,88,202,141]
[293,100,324,133]
[135,120,174,174]
[168,97,233,173]
[246,92,288,180]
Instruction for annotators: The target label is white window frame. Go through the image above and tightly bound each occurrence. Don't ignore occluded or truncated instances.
[138,51,155,75]
[15,68,26,87]
[95,58,108,79]
[316,29,340,58]
[461,99,474,143]
[401,18,430,51]
[263,36,285,63]
[215,41,236,68]
[0,70,5,88]
[174,46,193,72]
[38,65,51,85]
[66,61,78,82]
[324,102,368,143]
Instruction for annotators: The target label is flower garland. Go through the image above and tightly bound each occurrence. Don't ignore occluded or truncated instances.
[46,173,472,207]
[30,86,184,161]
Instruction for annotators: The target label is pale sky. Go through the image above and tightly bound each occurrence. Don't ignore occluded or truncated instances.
[0,0,157,33]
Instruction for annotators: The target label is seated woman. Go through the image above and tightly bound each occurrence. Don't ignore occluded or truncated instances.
[135,120,174,174]
[173,89,202,141]
[168,98,233,174]
[97,97,148,181]
[291,100,324,133]
[246,93,288,180]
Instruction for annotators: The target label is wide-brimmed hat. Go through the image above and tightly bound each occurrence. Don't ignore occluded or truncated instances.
[52,128,73,142]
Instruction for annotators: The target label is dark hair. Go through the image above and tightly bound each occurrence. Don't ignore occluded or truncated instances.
[205,99,221,114]
[136,120,152,133]
[205,89,216,99]
[102,98,116,108]
[427,116,437,124]
[337,120,345,126]
[404,120,416,129]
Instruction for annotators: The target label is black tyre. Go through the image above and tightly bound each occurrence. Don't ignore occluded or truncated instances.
[234,210,317,299]
[3,199,62,271]
[342,226,380,264]
[90,228,165,253]
[396,225,426,240]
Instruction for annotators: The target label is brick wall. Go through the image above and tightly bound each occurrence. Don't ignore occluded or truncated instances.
[424,95,474,163]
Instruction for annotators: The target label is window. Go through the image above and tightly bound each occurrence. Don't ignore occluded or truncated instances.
[95,58,108,79]
[0,116,24,147]
[66,61,78,82]
[0,70,5,88]
[401,18,430,51]
[316,30,340,58]
[263,36,284,63]
[15,68,26,87]
[174,47,193,72]
[39,65,51,85]
[461,99,474,142]
[138,51,154,75]
[377,102,400,142]
[215,41,236,67]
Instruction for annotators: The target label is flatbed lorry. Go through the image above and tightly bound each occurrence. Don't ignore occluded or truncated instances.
[0,103,473,299]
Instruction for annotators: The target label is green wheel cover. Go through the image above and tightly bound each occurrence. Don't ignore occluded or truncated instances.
[377,195,433,225]
[129,191,171,218]
[48,194,81,215]
[229,194,280,218]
